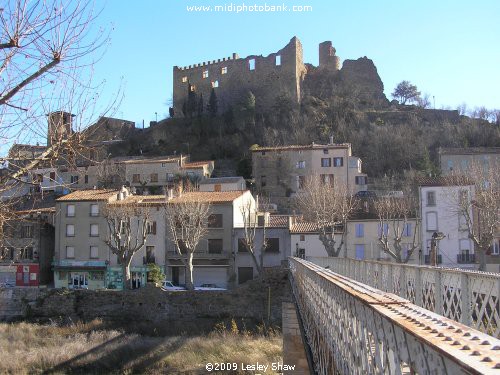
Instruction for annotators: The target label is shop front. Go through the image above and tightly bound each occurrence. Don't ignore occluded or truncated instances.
[53,260,107,290]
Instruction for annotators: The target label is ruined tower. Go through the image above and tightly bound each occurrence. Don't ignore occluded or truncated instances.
[47,111,74,147]
[319,41,340,70]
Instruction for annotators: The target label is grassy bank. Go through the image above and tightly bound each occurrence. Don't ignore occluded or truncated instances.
[0,319,282,374]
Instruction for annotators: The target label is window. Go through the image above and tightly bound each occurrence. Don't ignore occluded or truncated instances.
[296,160,305,169]
[66,224,75,237]
[378,223,389,237]
[328,174,335,187]
[211,80,219,88]
[323,149,329,154]
[67,204,75,217]
[248,58,255,70]
[189,84,196,92]
[266,238,280,253]
[167,173,174,182]
[70,175,79,184]
[49,171,56,181]
[459,239,470,254]
[447,160,453,171]
[145,246,155,263]
[202,70,209,79]
[333,157,344,167]
[90,224,99,237]
[426,191,436,206]
[90,204,99,217]
[321,158,331,167]
[261,175,266,188]
[208,239,223,254]
[146,221,157,235]
[275,55,281,66]
[214,184,221,192]
[300,234,305,241]
[181,76,187,83]
[90,246,99,259]
[132,174,140,183]
[403,223,412,237]
[208,214,223,228]
[238,238,248,252]
[492,239,500,255]
[221,66,227,74]
[150,173,158,183]
[21,225,33,238]
[355,223,364,238]
[355,244,365,260]
[426,212,438,231]
[355,176,367,185]
[20,247,33,260]
[84,175,89,184]
[298,175,305,189]
[320,174,328,184]
[66,246,75,258]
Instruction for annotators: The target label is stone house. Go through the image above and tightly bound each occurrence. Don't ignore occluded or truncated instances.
[251,141,368,211]
[418,177,476,269]
[439,147,500,176]
[0,206,55,287]
[199,176,246,192]
[164,190,255,289]
[233,214,291,285]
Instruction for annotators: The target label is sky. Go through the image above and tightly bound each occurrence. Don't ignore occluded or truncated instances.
[50,0,500,127]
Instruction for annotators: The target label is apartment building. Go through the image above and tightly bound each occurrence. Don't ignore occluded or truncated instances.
[199,176,246,192]
[252,141,368,211]
[418,177,476,269]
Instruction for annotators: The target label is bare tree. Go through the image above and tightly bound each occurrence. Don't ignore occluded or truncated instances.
[239,198,267,274]
[165,191,211,290]
[452,163,499,271]
[295,177,358,257]
[103,193,150,290]
[374,195,420,263]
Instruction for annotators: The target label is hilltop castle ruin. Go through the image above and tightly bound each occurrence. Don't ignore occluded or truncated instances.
[172,36,386,117]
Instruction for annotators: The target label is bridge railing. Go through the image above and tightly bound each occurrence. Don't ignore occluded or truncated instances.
[307,256,500,338]
[289,257,500,375]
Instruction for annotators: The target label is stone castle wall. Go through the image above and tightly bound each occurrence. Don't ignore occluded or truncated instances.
[173,37,306,116]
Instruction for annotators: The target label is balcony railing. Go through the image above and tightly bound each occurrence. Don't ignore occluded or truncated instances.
[424,254,442,264]
[457,253,476,264]
[167,250,230,259]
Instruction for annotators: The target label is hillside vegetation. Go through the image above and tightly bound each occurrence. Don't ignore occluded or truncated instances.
[111,64,500,179]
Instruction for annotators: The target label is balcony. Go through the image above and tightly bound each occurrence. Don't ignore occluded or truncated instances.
[457,253,476,264]
[424,254,442,265]
[167,250,230,260]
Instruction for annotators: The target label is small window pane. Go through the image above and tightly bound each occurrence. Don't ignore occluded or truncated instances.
[66,246,75,258]
[67,204,75,217]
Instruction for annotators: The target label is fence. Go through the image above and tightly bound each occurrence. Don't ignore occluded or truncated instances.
[290,257,500,374]
[308,256,500,337]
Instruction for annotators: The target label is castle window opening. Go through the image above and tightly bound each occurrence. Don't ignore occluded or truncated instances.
[190,85,196,92]
[221,67,228,74]
[211,80,219,88]
[276,55,281,66]
[181,76,187,83]
[249,58,255,71]
[202,70,209,79]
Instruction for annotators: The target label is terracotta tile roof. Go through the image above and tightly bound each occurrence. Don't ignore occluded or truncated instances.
[252,143,351,152]
[110,195,166,206]
[439,147,500,155]
[199,177,244,184]
[290,221,320,233]
[56,189,118,202]
[167,191,246,204]
[268,215,289,228]
[416,176,474,187]
[183,160,214,169]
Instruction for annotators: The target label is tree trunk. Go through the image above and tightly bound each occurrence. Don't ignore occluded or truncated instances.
[319,232,339,257]
[185,252,194,290]
[478,249,486,271]
[122,256,132,290]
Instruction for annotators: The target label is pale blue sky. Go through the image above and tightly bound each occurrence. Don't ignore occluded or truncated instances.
[93,0,499,125]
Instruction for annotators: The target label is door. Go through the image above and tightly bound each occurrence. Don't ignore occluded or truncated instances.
[238,267,254,284]
[172,267,179,285]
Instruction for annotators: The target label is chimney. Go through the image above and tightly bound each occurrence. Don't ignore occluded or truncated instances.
[329,135,334,145]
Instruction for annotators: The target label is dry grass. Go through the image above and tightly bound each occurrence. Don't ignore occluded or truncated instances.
[0,319,283,374]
